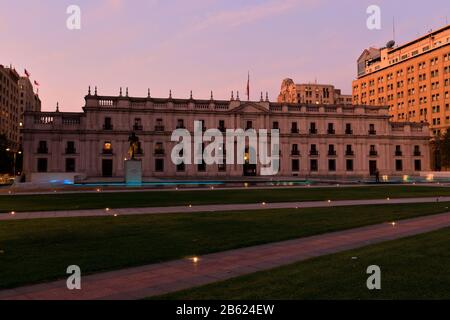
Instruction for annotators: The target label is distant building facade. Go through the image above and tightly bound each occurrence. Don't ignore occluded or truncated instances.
[0,65,20,150]
[278,79,352,105]
[22,90,430,182]
[0,65,40,151]
[352,24,450,136]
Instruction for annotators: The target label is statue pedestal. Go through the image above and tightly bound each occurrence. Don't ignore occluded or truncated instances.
[125,160,142,185]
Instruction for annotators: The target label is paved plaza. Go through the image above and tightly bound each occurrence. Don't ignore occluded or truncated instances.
[1,212,450,300]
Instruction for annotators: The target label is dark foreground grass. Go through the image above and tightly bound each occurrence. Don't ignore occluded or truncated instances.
[0,185,449,213]
[1,202,450,289]
[158,226,450,300]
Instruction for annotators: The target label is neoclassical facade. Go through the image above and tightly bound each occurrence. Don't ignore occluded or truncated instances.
[22,91,431,182]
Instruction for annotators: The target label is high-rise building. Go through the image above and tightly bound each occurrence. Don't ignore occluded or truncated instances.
[278,79,352,105]
[0,64,20,151]
[352,24,450,136]
[0,66,40,151]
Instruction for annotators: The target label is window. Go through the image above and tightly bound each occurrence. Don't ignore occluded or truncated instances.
[345,123,353,134]
[134,118,143,131]
[198,162,206,172]
[310,122,317,134]
[66,141,76,154]
[310,159,318,172]
[154,142,164,155]
[328,159,336,172]
[310,144,318,156]
[346,145,354,156]
[395,159,403,171]
[103,117,113,130]
[414,145,421,156]
[414,160,422,171]
[291,144,300,156]
[292,159,300,172]
[328,144,336,156]
[177,119,185,129]
[346,159,354,171]
[218,120,225,131]
[370,145,377,156]
[369,124,376,134]
[327,123,335,134]
[37,141,48,154]
[37,158,48,172]
[103,141,113,154]
[291,122,299,133]
[246,121,253,130]
[272,121,279,130]
[155,159,164,172]
[395,145,402,156]
[65,158,76,172]
[155,119,164,131]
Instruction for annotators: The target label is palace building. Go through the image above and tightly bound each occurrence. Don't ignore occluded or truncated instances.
[22,89,430,182]
[352,24,450,136]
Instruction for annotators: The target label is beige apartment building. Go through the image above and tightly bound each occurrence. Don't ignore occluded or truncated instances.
[0,65,40,150]
[353,24,450,136]
[278,79,352,105]
[0,65,20,151]
[22,90,430,182]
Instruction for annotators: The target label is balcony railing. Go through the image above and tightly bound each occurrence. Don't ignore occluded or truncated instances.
[327,129,336,135]
[345,150,354,156]
[37,147,48,154]
[414,151,422,156]
[154,125,165,132]
[133,125,143,131]
[65,148,77,155]
[309,129,317,134]
[395,151,403,156]
[291,128,299,134]
[102,149,113,155]
[154,149,165,156]
[369,150,378,156]
[291,150,300,156]
[345,129,353,135]
[103,124,114,130]
[369,130,377,135]
[328,150,337,156]
[310,150,319,156]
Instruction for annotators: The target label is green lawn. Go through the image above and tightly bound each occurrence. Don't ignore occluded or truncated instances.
[1,202,450,289]
[0,185,448,213]
[158,226,450,300]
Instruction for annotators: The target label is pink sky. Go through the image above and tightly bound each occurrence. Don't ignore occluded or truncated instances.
[1,0,449,111]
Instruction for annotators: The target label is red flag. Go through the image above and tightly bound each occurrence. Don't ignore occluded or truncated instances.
[34,80,40,86]
[246,72,250,101]
[24,69,30,77]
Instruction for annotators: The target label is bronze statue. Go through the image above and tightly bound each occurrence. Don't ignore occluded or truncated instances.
[128,132,140,160]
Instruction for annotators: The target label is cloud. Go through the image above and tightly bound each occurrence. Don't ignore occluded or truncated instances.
[192,0,307,31]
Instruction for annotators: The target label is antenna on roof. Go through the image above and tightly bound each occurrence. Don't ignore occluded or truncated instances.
[392,16,396,42]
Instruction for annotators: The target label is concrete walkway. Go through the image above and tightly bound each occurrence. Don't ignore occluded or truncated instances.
[1,212,450,300]
[1,196,450,221]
